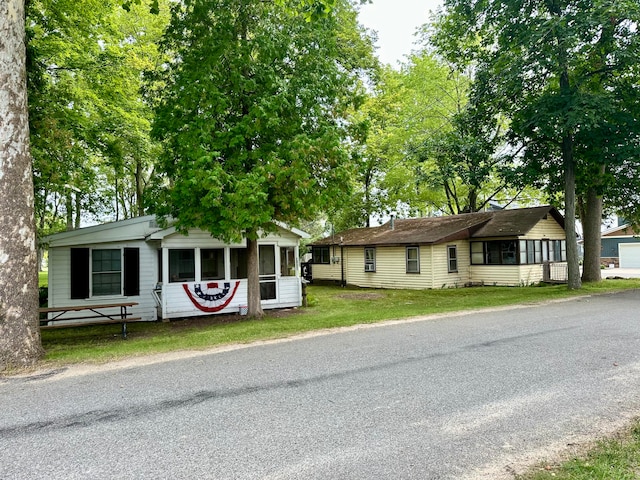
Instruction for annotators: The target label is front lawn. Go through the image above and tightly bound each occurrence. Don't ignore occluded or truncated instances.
[39,279,640,366]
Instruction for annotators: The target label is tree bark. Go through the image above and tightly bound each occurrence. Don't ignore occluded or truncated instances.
[0,0,44,370]
[65,192,73,230]
[581,186,603,282]
[563,134,582,289]
[245,234,264,318]
[136,156,144,217]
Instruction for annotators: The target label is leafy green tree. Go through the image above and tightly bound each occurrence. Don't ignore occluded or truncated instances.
[382,53,467,217]
[342,54,469,222]
[149,0,376,316]
[27,0,168,234]
[434,0,640,289]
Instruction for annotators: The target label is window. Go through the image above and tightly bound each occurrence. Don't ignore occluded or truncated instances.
[406,246,420,273]
[364,247,376,272]
[201,248,224,280]
[471,242,484,265]
[527,240,535,264]
[230,248,248,279]
[519,240,527,265]
[311,246,330,264]
[280,247,296,277]
[556,240,567,261]
[448,246,458,273]
[534,240,542,263]
[70,247,139,298]
[92,249,121,296]
[486,241,501,264]
[519,239,567,264]
[471,241,517,265]
[169,249,195,283]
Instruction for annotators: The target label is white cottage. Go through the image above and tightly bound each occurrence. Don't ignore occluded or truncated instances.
[45,216,308,321]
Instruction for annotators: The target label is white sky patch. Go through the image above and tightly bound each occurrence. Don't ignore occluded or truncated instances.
[358,0,443,67]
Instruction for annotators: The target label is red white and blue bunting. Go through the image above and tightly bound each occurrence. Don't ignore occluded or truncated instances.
[182,281,240,313]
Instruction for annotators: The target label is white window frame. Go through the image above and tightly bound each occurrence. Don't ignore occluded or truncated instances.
[406,246,420,273]
[447,245,458,273]
[364,247,376,272]
[91,247,123,297]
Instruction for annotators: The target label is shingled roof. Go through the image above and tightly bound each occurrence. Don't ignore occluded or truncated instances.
[311,206,564,247]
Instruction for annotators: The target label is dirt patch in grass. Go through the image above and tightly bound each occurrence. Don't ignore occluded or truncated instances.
[159,307,306,331]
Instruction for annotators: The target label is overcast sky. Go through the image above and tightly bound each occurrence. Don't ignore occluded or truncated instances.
[358,0,444,67]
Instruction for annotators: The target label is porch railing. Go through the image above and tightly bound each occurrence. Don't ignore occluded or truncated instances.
[543,262,568,283]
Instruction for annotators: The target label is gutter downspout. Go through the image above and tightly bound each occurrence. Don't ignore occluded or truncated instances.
[340,237,345,287]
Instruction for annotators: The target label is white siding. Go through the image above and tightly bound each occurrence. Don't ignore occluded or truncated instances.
[47,240,160,321]
[310,263,342,281]
[162,280,247,319]
[469,262,547,286]
[307,243,343,283]
[276,277,302,308]
[161,277,301,319]
[47,224,304,323]
[159,227,303,318]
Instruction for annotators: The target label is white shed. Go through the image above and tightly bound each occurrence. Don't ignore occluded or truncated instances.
[45,216,308,321]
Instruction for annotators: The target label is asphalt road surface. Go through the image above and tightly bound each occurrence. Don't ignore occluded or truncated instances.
[2,291,640,479]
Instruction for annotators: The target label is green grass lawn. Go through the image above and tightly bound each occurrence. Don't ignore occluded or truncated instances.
[516,423,640,479]
[40,279,640,366]
[38,270,48,287]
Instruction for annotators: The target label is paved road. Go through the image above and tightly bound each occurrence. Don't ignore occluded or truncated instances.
[2,291,640,479]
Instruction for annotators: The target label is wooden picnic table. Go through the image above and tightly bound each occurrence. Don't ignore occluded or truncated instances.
[39,302,141,339]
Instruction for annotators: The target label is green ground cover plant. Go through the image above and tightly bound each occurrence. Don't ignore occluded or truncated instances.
[517,422,640,479]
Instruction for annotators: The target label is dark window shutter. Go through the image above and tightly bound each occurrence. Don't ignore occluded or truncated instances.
[124,248,140,297]
[70,248,90,299]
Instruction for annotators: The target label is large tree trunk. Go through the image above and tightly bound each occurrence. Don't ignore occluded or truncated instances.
[558,59,581,289]
[246,234,264,318]
[581,186,603,283]
[65,192,73,230]
[563,137,582,290]
[0,0,44,370]
[136,156,145,216]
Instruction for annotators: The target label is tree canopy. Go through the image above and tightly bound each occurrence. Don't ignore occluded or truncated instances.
[27,0,168,237]
[149,0,377,315]
[433,0,640,288]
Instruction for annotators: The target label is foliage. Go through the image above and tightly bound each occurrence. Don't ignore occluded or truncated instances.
[332,53,479,227]
[149,0,375,240]
[148,0,376,314]
[432,0,640,289]
[26,0,168,234]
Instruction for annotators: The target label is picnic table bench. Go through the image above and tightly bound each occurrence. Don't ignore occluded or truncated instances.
[39,302,141,339]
